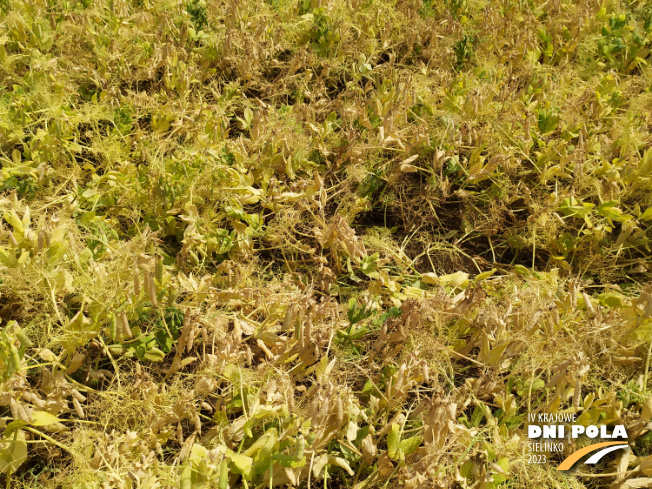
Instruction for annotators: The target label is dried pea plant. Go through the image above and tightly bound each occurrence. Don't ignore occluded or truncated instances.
[1,0,652,488]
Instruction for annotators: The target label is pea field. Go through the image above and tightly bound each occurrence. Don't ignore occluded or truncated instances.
[1,0,652,487]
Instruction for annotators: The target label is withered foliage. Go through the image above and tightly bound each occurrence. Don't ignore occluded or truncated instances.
[1,0,652,488]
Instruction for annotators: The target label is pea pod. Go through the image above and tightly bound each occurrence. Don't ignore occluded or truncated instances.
[218,459,228,489]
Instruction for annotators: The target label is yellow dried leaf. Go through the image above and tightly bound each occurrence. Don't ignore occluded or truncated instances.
[65,353,86,374]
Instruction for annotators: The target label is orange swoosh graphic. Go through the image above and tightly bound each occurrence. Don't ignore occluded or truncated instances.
[556,442,626,470]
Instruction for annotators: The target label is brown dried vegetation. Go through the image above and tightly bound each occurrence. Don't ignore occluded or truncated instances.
[1,0,652,488]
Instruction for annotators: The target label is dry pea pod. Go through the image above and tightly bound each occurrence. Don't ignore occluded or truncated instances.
[9,397,21,420]
[288,391,295,411]
[71,388,86,402]
[307,395,320,421]
[393,363,407,395]
[551,306,560,327]
[257,339,274,360]
[201,327,208,345]
[582,291,595,317]
[178,433,195,461]
[38,229,47,251]
[20,403,32,423]
[149,271,158,307]
[72,397,85,419]
[544,314,554,336]
[335,395,344,426]
[361,434,377,465]
[569,280,579,310]
[145,271,158,307]
[22,391,46,409]
[573,378,582,410]
[119,312,133,340]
